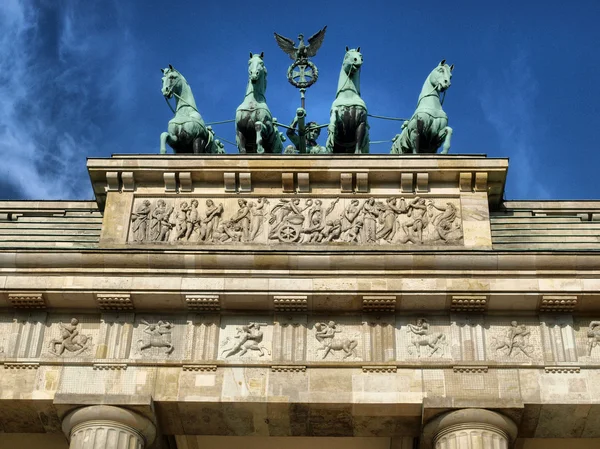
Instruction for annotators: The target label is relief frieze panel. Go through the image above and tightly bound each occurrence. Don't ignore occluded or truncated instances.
[307,317,363,361]
[485,318,543,363]
[217,317,274,361]
[396,317,452,360]
[5,312,599,367]
[41,315,100,359]
[127,196,464,246]
[130,315,187,360]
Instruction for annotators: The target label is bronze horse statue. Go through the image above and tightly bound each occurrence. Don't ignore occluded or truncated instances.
[160,65,224,154]
[326,47,369,154]
[391,60,454,154]
[235,53,283,154]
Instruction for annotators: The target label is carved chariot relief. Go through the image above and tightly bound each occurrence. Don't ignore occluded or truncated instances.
[128,196,463,246]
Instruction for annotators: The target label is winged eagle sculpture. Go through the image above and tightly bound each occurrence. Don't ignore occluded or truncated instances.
[274,26,327,62]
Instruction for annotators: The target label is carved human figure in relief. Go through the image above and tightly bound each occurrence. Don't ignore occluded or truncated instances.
[249,198,269,241]
[492,321,532,358]
[361,198,380,243]
[399,197,429,244]
[131,200,151,242]
[200,199,223,242]
[184,199,200,240]
[48,318,92,356]
[376,197,408,242]
[406,318,447,357]
[221,322,270,358]
[427,201,461,242]
[230,199,252,242]
[149,199,173,242]
[314,320,358,359]
[138,319,174,355]
[174,201,190,240]
[587,321,600,356]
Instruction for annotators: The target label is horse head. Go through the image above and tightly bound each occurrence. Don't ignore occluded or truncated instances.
[248,52,266,85]
[161,64,186,99]
[343,46,363,77]
[428,59,454,93]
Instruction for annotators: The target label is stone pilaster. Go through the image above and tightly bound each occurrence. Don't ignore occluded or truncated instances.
[62,405,156,449]
[422,408,518,449]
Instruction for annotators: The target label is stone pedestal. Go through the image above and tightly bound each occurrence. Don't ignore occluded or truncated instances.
[62,405,156,449]
[422,408,518,449]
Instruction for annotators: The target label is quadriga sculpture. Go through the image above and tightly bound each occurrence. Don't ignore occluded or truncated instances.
[235,52,283,154]
[326,47,369,154]
[160,65,224,154]
[391,60,454,154]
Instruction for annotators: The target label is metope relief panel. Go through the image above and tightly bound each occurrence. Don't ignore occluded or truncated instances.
[396,316,453,361]
[307,317,363,362]
[574,319,600,363]
[130,315,187,360]
[484,318,543,364]
[127,196,463,246]
[41,314,100,359]
[218,316,273,361]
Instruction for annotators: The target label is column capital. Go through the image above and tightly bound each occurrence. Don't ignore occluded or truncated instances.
[62,405,156,448]
[422,408,518,449]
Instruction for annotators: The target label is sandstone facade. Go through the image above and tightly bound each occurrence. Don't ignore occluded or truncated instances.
[1,155,599,448]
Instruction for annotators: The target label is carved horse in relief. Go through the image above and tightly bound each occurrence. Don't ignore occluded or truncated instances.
[326,47,370,154]
[160,65,224,154]
[391,60,454,154]
[235,53,283,154]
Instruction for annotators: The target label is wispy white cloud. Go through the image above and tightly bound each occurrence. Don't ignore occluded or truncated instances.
[0,0,135,200]
[478,50,551,200]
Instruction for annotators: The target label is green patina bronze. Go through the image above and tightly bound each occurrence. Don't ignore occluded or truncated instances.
[391,60,454,154]
[235,53,283,154]
[160,65,224,154]
[285,108,329,154]
[326,47,369,154]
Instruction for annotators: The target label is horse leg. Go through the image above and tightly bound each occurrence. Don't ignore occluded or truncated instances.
[355,122,366,154]
[255,121,265,154]
[236,128,247,154]
[325,110,337,153]
[166,344,174,355]
[160,132,177,154]
[193,137,207,154]
[441,126,453,154]
[414,119,424,154]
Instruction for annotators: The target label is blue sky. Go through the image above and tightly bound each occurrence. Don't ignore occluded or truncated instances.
[1,0,599,201]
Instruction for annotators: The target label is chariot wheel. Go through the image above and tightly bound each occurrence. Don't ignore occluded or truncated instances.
[287,60,318,88]
[278,224,299,243]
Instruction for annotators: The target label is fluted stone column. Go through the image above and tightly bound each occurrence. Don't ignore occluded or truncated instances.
[422,408,518,449]
[62,405,156,449]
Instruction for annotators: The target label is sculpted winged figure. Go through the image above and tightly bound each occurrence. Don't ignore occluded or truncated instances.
[274,26,327,61]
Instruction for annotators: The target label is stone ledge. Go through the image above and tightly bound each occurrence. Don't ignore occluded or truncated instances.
[271,365,306,373]
[7,293,46,309]
[93,363,127,370]
[362,365,397,373]
[2,362,39,369]
[453,365,489,374]
[544,366,581,374]
[182,364,217,372]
